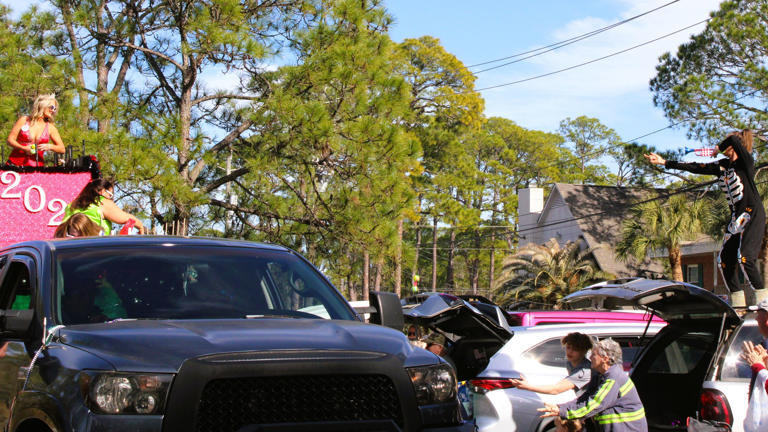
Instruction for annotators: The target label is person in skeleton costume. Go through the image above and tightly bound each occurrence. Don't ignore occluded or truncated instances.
[645,130,767,307]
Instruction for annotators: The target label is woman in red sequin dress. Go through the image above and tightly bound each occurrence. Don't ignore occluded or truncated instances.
[6,94,66,167]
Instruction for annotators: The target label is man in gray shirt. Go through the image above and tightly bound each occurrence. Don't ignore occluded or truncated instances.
[512,332,593,395]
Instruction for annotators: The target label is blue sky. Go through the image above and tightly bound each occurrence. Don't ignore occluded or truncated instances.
[384,0,723,154]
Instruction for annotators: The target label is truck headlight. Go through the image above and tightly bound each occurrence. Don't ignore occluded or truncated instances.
[80,373,173,414]
[406,364,457,405]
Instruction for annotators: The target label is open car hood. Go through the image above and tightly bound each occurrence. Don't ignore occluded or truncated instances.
[404,293,513,342]
[560,278,741,326]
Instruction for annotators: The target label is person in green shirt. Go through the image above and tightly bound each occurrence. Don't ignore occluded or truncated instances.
[63,178,146,235]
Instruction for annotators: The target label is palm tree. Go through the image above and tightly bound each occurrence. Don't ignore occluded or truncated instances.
[616,193,712,281]
[494,239,612,307]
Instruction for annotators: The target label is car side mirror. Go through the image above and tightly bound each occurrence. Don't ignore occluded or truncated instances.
[1,309,34,338]
[369,291,404,331]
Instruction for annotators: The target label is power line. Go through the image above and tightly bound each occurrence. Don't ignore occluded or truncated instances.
[470,0,683,74]
[416,149,768,243]
[524,88,762,174]
[474,19,709,92]
[467,0,681,68]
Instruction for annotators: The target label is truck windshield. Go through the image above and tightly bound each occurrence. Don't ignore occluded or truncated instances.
[54,246,356,324]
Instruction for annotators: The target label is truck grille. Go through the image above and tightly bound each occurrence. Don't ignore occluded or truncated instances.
[195,374,403,432]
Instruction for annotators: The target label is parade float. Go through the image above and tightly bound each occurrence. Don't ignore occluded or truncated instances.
[0,151,100,249]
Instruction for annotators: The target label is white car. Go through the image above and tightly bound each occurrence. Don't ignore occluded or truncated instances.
[698,314,759,432]
[471,322,665,432]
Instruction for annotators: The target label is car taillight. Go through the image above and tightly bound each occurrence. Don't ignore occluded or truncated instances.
[699,388,733,426]
[469,378,516,394]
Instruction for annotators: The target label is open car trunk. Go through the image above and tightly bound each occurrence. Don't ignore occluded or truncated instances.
[631,320,722,431]
[405,294,512,381]
[561,278,741,432]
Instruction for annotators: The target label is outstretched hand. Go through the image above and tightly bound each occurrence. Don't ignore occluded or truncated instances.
[538,402,559,418]
[741,341,768,367]
[509,374,527,389]
[644,153,666,165]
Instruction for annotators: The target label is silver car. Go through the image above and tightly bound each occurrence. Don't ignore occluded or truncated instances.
[471,322,665,432]
[699,314,759,432]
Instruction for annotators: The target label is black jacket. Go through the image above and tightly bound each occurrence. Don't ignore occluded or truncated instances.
[665,135,764,220]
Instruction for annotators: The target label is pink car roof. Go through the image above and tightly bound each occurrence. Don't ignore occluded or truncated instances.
[508,310,665,326]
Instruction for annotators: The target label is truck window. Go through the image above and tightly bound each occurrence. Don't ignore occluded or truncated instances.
[267,262,331,319]
[0,261,32,310]
[55,246,356,324]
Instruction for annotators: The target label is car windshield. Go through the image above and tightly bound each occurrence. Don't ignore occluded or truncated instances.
[54,246,356,324]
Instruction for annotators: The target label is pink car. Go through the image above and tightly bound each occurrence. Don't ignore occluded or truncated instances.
[507,309,666,327]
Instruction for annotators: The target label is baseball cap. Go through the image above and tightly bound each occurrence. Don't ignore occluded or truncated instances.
[425,333,446,346]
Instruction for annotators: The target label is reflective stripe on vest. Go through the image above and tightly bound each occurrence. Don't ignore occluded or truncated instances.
[619,379,635,397]
[595,407,646,424]
[566,379,615,419]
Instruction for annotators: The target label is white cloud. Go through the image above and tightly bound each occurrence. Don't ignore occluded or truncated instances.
[478,0,722,148]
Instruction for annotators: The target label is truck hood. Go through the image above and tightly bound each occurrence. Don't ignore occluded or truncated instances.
[560,278,741,326]
[57,318,427,373]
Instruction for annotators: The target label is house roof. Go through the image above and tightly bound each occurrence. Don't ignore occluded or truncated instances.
[550,183,667,278]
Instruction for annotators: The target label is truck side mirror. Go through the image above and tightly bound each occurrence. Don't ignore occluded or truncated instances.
[2,309,34,338]
[369,291,404,331]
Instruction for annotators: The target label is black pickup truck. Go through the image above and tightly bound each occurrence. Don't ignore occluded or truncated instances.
[0,237,470,432]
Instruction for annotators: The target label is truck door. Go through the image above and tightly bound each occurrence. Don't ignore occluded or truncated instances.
[0,254,37,425]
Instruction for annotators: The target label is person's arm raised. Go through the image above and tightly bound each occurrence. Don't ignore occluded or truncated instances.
[101,199,147,234]
[646,152,720,175]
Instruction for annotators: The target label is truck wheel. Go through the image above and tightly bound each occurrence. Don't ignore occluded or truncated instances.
[15,419,54,432]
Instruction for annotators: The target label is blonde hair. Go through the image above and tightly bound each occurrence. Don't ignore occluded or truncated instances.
[54,213,101,238]
[739,130,754,153]
[727,130,754,153]
[30,94,57,123]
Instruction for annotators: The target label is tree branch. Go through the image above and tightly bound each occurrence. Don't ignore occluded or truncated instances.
[191,93,261,106]
[209,199,329,227]
[204,167,251,193]
[109,40,183,70]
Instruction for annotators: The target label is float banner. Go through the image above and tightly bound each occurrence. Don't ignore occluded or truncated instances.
[0,171,92,249]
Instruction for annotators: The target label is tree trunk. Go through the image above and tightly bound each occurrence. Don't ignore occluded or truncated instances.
[470,231,481,295]
[60,0,90,128]
[489,230,496,297]
[446,229,456,291]
[374,257,383,292]
[668,246,683,282]
[432,216,438,292]
[346,249,357,301]
[394,219,403,298]
[413,226,421,278]
[363,251,370,301]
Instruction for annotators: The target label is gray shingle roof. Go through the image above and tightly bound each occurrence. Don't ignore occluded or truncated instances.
[551,183,667,278]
